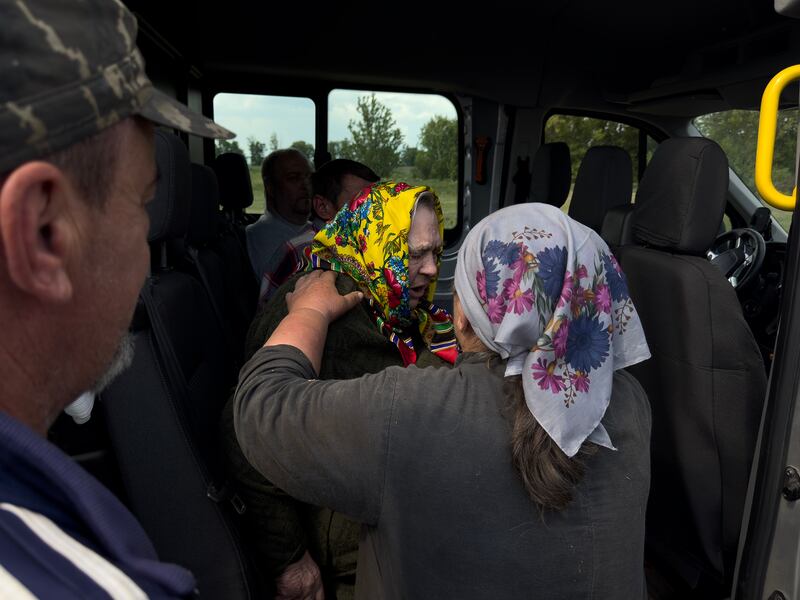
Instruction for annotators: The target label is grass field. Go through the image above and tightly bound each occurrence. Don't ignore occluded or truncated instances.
[246,166,459,229]
[249,167,266,214]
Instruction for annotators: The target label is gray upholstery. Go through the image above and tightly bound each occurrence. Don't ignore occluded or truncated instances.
[103,134,259,598]
[148,131,191,243]
[188,162,255,366]
[601,204,636,248]
[616,137,766,593]
[213,152,254,211]
[568,145,632,233]
[529,141,571,207]
[633,137,729,255]
[188,164,221,247]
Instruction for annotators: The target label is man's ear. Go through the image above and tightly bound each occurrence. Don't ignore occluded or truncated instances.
[312,194,336,222]
[0,162,77,303]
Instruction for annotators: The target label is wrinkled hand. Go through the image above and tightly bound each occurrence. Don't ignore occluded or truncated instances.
[274,551,324,600]
[286,270,363,323]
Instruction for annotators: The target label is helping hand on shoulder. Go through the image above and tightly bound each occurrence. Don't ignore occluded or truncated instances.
[267,270,364,373]
[286,270,364,323]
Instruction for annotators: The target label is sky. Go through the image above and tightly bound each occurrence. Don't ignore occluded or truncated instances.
[213,89,457,155]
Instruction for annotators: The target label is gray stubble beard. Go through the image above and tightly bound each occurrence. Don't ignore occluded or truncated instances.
[92,332,135,394]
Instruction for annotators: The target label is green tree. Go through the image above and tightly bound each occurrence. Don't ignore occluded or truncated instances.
[215,139,244,157]
[290,140,315,161]
[414,116,457,180]
[345,94,403,178]
[328,140,344,159]
[694,109,798,194]
[545,115,639,170]
[401,145,418,167]
[247,136,266,167]
[269,132,279,152]
[330,140,355,159]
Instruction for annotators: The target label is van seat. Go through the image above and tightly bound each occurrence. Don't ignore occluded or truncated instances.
[568,145,633,233]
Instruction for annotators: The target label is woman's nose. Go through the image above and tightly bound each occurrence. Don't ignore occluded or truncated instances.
[420,254,438,277]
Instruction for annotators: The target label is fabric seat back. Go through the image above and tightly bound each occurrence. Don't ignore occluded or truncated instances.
[569,145,632,233]
[101,132,259,598]
[601,204,637,250]
[528,141,572,207]
[213,151,255,228]
[616,137,766,593]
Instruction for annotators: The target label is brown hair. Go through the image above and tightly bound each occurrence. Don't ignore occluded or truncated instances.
[311,159,379,201]
[504,374,596,511]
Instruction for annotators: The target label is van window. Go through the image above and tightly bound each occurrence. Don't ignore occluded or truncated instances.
[328,90,460,230]
[212,93,316,215]
[695,109,797,232]
[544,114,656,211]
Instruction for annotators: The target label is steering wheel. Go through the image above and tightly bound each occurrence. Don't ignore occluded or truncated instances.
[706,228,766,290]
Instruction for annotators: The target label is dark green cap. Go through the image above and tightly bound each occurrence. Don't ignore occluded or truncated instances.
[0,0,234,174]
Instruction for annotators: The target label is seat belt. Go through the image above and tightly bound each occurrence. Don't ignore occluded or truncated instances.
[185,246,238,372]
[139,276,245,515]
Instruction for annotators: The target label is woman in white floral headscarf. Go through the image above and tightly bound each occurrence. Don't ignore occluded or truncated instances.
[453,202,650,506]
[234,203,653,600]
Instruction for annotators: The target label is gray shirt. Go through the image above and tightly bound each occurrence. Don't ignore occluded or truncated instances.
[245,212,312,281]
[235,345,651,600]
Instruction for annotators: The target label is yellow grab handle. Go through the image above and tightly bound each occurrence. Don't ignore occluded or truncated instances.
[756,65,800,211]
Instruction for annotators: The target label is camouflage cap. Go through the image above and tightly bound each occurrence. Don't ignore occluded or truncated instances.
[0,0,234,174]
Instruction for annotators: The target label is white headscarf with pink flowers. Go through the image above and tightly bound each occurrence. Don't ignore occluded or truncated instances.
[454,203,650,457]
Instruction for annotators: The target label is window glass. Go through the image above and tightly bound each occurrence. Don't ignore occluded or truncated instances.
[213,93,315,214]
[646,134,659,165]
[544,115,652,212]
[694,109,797,232]
[328,90,460,230]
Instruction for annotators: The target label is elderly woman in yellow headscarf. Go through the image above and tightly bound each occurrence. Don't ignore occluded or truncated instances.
[221,181,456,600]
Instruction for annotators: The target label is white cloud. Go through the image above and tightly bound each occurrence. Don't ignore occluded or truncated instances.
[328,89,457,146]
[213,89,457,158]
[213,93,316,149]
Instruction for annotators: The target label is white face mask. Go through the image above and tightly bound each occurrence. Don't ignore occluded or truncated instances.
[64,333,135,425]
[64,391,95,425]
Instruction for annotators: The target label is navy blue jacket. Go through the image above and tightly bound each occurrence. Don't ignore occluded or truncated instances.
[0,411,196,599]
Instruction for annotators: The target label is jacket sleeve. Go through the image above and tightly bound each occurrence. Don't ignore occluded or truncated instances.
[233,344,399,526]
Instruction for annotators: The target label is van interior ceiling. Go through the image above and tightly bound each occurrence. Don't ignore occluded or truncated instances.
[125,0,795,117]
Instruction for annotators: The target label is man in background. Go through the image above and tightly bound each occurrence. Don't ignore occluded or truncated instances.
[246,148,314,283]
[257,158,379,302]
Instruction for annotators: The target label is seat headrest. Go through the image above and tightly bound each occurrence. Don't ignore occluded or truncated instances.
[212,152,254,211]
[568,146,632,233]
[633,138,728,255]
[188,164,221,247]
[601,204,637,249]
[529,142,571,207]
[148,131,191,243]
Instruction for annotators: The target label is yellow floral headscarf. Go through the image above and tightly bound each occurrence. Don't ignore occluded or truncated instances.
[310,181,457,365]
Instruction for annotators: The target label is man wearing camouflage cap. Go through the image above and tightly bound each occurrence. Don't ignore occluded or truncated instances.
[0,0,233,596]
